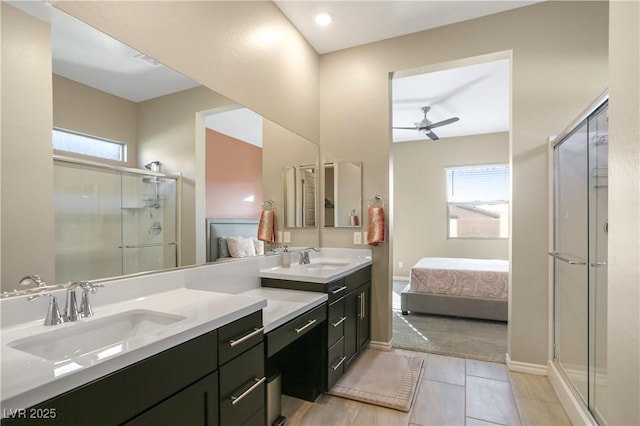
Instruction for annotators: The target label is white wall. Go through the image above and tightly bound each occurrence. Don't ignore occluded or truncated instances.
[607,1,640,423]
[393,132,509,277]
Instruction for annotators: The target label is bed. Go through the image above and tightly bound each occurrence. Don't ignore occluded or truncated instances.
[206,218,261,263]
[400,257,509,321]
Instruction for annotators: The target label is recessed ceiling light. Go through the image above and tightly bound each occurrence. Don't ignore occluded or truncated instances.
[314,12,333,26]
[134,53,160,66]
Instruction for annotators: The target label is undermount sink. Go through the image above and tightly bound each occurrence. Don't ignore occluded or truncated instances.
[8,309,186,362]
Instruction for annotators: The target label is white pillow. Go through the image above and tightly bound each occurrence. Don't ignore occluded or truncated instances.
[227,236,257,258]
[253,238,265,255]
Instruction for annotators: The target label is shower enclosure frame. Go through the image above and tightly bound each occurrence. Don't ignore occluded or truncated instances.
[549,91,608,426]
[53,154,182,280]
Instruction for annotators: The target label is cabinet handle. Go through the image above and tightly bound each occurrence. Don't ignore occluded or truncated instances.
[331,316,347,327]
[331,356,347,371]
[294,319,317,333]
[362,292,366,320]
[231,376,266,405]
[229,327,264,347]
[331,286,347,295]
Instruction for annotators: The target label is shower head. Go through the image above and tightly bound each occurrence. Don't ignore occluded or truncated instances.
[144,161,161,172]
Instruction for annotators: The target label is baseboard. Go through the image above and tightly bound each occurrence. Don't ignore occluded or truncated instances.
[392,275,409,282]
[547,361,598,426]
[505,353,548,376]
[369,339,393,352]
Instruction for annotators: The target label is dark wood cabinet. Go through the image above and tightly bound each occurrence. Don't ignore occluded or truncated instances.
[262,266,371,394]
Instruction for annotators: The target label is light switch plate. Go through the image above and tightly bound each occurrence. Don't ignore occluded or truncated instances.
[283,231,291,243]
[353,232,362,245]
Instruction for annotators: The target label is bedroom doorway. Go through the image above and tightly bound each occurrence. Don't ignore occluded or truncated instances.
[390,52,511,363]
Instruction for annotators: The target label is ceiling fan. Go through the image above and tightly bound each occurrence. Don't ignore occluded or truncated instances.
[393,106,460,140]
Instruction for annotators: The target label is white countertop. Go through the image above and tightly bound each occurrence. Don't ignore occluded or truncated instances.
[258,256,372,284]
[1,288,266,412]
[239,287,327,333]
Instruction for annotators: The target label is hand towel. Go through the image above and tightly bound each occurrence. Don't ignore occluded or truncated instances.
[257,210,277,243]
[366,207,385,245]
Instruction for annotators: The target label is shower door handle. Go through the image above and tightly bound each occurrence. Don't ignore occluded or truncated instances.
[548,252,587,265]
[121,242,177,249]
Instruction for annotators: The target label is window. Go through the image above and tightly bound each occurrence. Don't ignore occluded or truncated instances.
[53,129,125,162]
[446,164,510,239]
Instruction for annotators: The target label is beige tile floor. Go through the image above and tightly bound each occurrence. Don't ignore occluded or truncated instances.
[280,349,571,426]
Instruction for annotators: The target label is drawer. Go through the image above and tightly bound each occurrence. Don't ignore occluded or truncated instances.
[266,303,327,358]
[327,337,346,390]
[218,310,263,365]
[327,278,348,303]
[345,266,371,292]
[220,343,265,426]
[327,299,345,348]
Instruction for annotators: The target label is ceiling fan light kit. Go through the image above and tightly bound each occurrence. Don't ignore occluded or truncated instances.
[393,106,460,140]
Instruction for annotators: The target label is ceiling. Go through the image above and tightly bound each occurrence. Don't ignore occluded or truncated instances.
[11,0,528,139]
[274,1,539,55]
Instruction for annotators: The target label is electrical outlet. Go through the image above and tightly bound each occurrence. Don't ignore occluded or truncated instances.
[399,261,404,268]
[283,231,291,243]
[353,232,362,245]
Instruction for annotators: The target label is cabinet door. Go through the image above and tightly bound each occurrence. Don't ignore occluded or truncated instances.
[358,283,371,349]
[343,290,358,368]
[125,371,218,426]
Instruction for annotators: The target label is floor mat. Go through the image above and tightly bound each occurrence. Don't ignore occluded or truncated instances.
[327,350,424,412]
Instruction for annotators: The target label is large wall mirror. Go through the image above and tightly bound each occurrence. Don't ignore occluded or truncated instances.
[323,162,363,228]
[2,2,319,294]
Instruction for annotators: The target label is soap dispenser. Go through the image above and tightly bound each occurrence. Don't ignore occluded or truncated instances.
[281,246,291,268]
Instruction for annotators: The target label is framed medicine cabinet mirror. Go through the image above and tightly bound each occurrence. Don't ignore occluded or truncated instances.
[283,165,318,228]
[323,162,363,228]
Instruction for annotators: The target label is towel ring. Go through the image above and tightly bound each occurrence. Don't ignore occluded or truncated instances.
[262,200,275,211]
[367,195,384,208]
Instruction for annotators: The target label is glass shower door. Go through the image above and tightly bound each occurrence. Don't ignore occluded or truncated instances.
[553,121,590,406]
[121,172,178,275]
[552,98,608,424]
[588,104,608,423]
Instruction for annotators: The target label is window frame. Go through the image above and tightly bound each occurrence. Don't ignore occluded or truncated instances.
[445,163,510,240]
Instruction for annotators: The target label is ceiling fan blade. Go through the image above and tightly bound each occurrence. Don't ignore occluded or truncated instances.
[424,117,460,129]
[426,130,439,140]
[392,126,419,130]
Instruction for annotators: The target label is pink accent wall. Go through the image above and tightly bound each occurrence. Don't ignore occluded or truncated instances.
[205,128,263,219]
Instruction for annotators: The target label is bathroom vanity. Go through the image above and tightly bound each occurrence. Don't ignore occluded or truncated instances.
[259,258,372,393]
[1,290,267,425]
[1,249,371,425]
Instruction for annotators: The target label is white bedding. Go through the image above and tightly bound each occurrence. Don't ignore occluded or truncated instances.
[410,257,509,299]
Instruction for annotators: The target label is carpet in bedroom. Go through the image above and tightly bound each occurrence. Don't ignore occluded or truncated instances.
[392,280,508,363]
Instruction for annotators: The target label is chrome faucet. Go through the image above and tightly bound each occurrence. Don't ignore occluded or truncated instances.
[65,281,103,321]
[79,282,102,318]
[298,247,320,265]
[27,293,66,326]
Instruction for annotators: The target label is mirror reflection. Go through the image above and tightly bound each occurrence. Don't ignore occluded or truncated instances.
[2,2,319,294]
[283,165,318,228]
[323,162,363,228]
